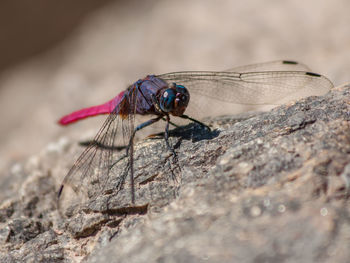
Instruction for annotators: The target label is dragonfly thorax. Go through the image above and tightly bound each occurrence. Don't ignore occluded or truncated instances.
[159,83,190,116]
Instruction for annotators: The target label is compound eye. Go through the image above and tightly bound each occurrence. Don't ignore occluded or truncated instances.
[159,88,176,112]
[175,85,190,105]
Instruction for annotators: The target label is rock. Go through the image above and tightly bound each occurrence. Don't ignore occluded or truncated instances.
[0,85,350,262]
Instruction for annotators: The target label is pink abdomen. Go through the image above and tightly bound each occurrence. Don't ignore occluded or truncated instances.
[58,91,125,125]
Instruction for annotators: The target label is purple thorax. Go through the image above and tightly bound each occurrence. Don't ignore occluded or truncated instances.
[123,75,169,115]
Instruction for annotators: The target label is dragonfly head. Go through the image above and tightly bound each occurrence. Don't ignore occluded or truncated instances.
[159,83,190,116]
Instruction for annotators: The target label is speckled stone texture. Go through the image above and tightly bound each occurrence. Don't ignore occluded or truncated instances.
[0,85,349,262]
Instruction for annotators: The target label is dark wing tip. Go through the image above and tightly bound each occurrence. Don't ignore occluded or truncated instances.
[282,60,299,65]
[57,184,64,199]
[305,72,322,77]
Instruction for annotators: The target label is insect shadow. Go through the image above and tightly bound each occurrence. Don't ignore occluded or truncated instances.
[78,121,220,151]
[144,122,220,152]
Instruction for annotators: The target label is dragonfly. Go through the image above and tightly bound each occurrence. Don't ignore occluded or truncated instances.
[57,60,333,207]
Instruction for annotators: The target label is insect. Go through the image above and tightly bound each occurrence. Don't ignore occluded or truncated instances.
[57,60,333,206]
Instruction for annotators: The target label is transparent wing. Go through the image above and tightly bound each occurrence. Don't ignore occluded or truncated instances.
[157,70,333,106]
[58,90,137,211]
[224,60,311,73]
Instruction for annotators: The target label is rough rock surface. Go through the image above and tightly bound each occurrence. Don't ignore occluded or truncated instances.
[0,85,350,262]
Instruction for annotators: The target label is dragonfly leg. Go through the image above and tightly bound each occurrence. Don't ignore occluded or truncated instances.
[145,118,180,139]
[179,114,211,131]
[164,115,177,159]
[162,117,180,128]
[110,116,164,169]
[109,153,128,170]
[127,115,163,204]
[132,116,163,143]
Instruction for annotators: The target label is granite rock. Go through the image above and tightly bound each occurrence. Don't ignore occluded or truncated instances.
[0,85,349,262]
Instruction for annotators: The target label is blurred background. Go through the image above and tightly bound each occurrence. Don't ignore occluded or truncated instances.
[0,0,349,172]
